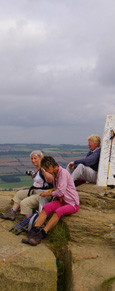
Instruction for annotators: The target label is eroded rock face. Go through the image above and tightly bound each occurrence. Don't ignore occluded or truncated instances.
[0,233,57,291]
[0,185,115,291]
[63,184,115,291]
[0,191,57,291]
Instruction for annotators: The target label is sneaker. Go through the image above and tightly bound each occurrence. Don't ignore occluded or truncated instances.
[0,209,16,221]
[29,230,45,246]
[21,230,36,244]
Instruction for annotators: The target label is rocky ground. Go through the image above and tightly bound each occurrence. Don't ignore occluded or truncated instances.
[64,184,115,291]
[0,185,115,291]
[0,191,57,291]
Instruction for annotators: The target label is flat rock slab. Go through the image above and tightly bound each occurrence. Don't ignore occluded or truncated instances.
[65,243,115,291]
[0,191,16,212]
[0,228,57,291]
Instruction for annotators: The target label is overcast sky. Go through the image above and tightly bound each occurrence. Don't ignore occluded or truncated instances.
[0,0,115,145]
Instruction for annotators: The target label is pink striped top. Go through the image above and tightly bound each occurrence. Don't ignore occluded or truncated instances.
[52,166,79,207]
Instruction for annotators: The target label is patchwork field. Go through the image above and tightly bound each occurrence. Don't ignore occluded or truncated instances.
[0,144,88,190]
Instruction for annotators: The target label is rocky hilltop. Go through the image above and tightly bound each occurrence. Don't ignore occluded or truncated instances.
[0,184,115,291]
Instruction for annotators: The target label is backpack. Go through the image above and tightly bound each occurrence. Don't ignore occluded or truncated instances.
[28,168,53,196]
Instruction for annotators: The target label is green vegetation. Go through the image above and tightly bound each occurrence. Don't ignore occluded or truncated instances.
[0,175,32,190]
[48,221,69,255]
[42,147,60,151]
[0,181,32,190]
[47,221,69,291]
[98,277,115,291]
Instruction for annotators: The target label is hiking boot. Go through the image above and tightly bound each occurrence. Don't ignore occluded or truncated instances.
[29,230,45,246]
[0,209,16,221]
[21,230,36,244]
[74,178,86,187]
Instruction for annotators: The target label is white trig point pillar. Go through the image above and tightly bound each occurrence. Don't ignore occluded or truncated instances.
[97,115,115,186]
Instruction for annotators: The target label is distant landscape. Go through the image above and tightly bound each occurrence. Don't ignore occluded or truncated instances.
[0,144,88,190]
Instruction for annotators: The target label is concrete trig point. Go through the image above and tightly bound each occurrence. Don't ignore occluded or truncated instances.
[97,115,115,187]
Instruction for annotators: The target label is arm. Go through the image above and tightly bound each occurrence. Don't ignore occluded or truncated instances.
[74,148,101,168]
[52,169,68,198]
[41,168,53,183]
[67,161,74,170]
[40,189,54,197]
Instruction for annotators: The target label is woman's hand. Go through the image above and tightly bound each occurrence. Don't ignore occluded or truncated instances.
[41,167,53,183]
[40,190,53,197]
[68,162,74,169]
[40,191,47,197]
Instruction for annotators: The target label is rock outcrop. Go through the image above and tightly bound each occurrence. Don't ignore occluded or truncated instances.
[64,184,115,291]
[0,191,57,291]
[0,185,115,291]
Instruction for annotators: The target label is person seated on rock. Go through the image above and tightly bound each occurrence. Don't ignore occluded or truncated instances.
[22,156,79,246]
[66,134,101,185]
[0,151,53,221]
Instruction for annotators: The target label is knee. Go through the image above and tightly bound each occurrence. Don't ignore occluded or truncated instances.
[13,191,20,201]
[54,212,59,218]
[77,163,84,169]
[13,195,21,205]
[77,164,85,173]
[55,210,62,220]
[20,199,26,209]
[73,163,85,173]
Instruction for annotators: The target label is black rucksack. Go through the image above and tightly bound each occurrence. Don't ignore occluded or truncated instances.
[28,168,53,196]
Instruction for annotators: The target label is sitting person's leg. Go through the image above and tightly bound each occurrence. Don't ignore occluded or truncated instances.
[20,190,42,218]
[0,189,29,220]
[72,163,97,183]
[56,203,79,219]
[22,201,79,246]
[21,200,62,245]
[34,200,61,229]
[44,203,79,234]
[20,190,52,218]
[28,203,79,246]
[13,189,29,207]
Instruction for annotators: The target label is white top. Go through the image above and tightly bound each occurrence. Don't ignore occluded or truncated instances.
[33,171,44,188]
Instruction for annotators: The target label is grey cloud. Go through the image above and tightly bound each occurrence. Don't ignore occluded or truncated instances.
[0,0,115,143]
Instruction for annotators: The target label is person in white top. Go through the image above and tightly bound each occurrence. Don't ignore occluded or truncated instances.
[0,150,53,221]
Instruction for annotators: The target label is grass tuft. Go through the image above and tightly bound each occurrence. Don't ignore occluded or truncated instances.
[47,220,69,291]
[98,276,115,291]
[48,221,68,256]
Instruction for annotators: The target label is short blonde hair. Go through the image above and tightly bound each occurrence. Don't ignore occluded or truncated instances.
[88,134,101,146]
[30,150,43,159]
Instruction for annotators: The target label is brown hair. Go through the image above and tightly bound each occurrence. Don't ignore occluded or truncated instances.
[41,156,58,168]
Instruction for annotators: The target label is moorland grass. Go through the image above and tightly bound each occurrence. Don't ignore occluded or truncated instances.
[0,176,32,189]
[98,276,115,291]
[47,220,69,291]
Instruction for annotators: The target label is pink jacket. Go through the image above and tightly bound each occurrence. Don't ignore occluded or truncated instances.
[52,166,79,207]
